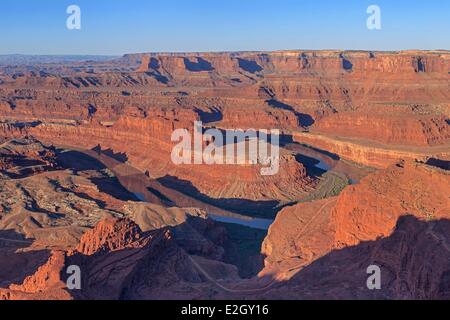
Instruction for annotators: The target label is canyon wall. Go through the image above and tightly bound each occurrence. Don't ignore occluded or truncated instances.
[259,161,450,299]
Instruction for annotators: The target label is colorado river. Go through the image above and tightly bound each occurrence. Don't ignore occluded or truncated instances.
[132,192,273,229]
[208,214,273,230]
[285,142,373,183]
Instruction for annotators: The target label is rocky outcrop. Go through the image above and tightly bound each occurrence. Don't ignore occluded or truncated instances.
[259,161,450,299]
[1,217,238,300]
[76,217,147,255]
[331,161,450,246]
[0,138,59,178]
[0,251,72,300]
[260,215,450,299]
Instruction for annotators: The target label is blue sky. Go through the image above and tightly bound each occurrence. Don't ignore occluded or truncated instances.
[0,0,448,55]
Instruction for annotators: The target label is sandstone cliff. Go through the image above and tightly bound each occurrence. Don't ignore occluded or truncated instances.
[259,161,450,299]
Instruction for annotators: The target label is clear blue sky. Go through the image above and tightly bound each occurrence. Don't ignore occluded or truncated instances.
[0,0,448,55]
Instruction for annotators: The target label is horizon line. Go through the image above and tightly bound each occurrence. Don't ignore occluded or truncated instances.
[1,48,450,57]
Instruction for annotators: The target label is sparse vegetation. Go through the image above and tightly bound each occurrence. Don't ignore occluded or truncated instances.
[299,171,350,202]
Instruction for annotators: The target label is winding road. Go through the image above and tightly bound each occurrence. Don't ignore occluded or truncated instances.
[187,197,338,295]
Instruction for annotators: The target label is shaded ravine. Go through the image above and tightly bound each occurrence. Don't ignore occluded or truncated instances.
[208,214,272,230]
[285,142,375,184]
[189,197,340,295]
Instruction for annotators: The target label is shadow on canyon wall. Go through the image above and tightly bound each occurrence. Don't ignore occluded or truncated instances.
[426,158,450,171]
[237,58,263,74]
[92,145,129,163]
[4,196,450,298]
[145,71,169,84]
[283,140,340,161]
[184,57,214,72]
[0,158,52,179]
[143,57,169,84]
[267,215,450,299]
[294,153,327,178]
[266,99,315,127]
[195,107,223,123]
[175,214,265,277]
[0,230,50,288]
[158,175,281,218]
[56,217,265,299]
[57,149,106,171]
[342,58,353,71]
[56,149,140,203]
[49,215,450,299]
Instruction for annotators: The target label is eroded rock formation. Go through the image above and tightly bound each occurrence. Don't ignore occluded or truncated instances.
[259,161,450,299]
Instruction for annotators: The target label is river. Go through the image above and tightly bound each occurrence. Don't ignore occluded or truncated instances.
[67,141,370,231]
[208,214,273,230]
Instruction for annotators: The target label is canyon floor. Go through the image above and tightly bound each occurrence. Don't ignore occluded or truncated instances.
[0,50,449,300]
